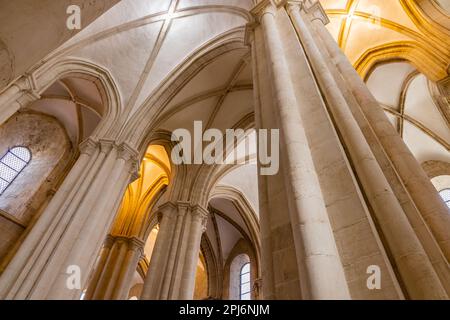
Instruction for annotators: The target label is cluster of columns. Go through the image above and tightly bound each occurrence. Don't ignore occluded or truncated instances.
[83,198,209,301]
[0,0,448,301]
[250,0,449,299]
[140,202,208,300]
[0,138,140,299]
[84,235,144,300]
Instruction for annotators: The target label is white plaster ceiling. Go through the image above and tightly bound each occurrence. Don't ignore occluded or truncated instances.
[367,61,450,165]
[28,77,103,145]
[215,214,243,261]
[160,48,253,134]
[208,197,253,264]
[50,0,254,118]
[218,164,259,214]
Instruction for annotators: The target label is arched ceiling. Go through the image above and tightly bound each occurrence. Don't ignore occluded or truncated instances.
[321,1,450,172]
[207,197,255,267]
[27,76,104,146]
[48,0,254,122]
[320,0,450,81]
[366,61,450,165]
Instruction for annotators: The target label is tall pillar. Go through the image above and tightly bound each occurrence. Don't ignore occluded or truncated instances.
[310,4,450,262]
[250,1,350,300]
[140,202,208,300]
[0,138,139,300]
[85,235,144,300]
[286,2,447,300]
[249,0,449,300]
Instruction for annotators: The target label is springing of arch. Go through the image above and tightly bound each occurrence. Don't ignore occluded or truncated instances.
[239,262,251,300]
[0,147,31,195]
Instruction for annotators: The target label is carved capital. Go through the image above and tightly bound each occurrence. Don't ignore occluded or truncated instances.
[79,138,98,156]
[104,234,116,248]
[157,201,178,220]
[190,204,209,232]
[128,236,145,254]
[250,0,287,23]
[253,278,263,298]
[117,142,139,162]
[98,139,115,153]
[177,201,191,217]
[13,75,33,92]
[304,0,329,25]
[106,235,145,255]
[116,142,140,181]
[286,1,303,14]
[244,22,258,46]
[128,159,140,183]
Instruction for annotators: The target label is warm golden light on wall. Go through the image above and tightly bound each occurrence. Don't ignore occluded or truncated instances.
[111,145,171,237]
[321,0,450,81]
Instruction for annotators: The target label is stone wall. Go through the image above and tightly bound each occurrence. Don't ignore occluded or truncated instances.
[0,111,73,261]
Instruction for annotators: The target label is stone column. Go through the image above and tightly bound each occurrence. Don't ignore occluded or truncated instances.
[0,139,139,300]
[310,5,450,262]
[140,202,208,300]
[85,235,144,300]
[287,2,447,300]
[249,0,449,300]
[251,1,350,300]
[179,206,208,299]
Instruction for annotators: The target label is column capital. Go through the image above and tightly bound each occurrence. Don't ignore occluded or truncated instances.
[286,1,303,12]
[177,201,191,216]
[127,236,145,254]
[117,142,139,162]
[157,201,178,220]
[104,234,116,248]
[190,204,209,233]
[253,278,263,299]
[79,137,99,156]
[244,22,258,46]
[117,142,141,181]
[98,139,116,153]
[14,74,40,106]
[129,162,140,183]
[303,0,329,25]
[250,0,287,23]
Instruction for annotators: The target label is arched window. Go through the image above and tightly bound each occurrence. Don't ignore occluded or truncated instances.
[439,189,450,209]
[0,147,31,195]
[240,263,251,300]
